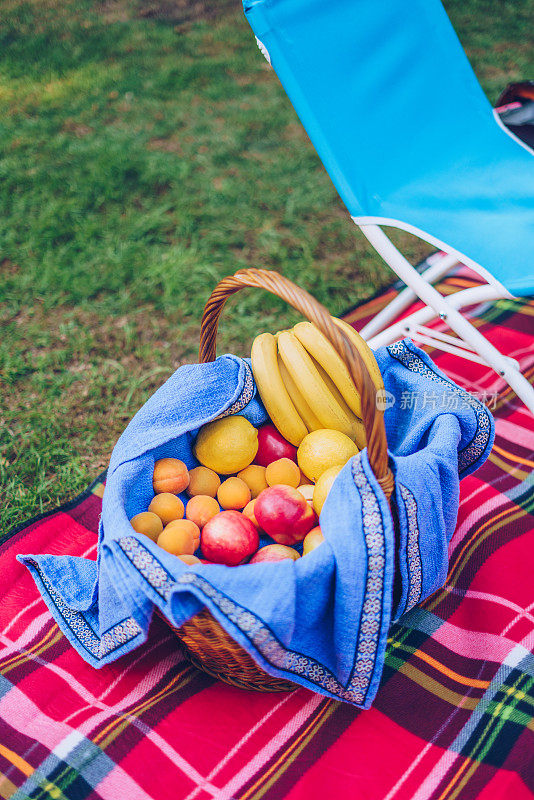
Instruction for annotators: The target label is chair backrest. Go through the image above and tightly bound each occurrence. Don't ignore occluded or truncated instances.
[243,0,534,295]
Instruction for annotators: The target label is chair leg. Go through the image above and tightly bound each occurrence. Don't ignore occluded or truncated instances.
[359,251,459,340]
[367,285,503,348]
[359,224,534,414]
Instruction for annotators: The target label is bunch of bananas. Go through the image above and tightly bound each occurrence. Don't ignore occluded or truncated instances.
[251,318,384,447]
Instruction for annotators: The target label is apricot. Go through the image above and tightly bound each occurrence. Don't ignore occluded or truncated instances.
[237,465,268,499]
[130,512,163,542]
[303,526,325,556]
[217,477,251,510]
[186,495,220,528]
[187,466,221,498]
[153,458,189,495]
[242,499,260,530]
[265,458,301,489]
[148,493,185,525]
[157,519,200,555]
[177,554,201,565]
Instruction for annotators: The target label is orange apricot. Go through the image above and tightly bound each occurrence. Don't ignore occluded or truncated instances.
[242,499,260,530]
[148,493,184,525]
[186,495,220,528]
[157,519,200,555]
[265,458,301,489]
[237,465,268,499]
[187,466,221,498]
[153,458,189,494]
[177,554,201,565]
[130,511,163,541]
[217,477,251,510]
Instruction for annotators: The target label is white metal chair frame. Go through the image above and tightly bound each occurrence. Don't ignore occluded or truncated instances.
[356,223,534,414]
[251,35,534,415]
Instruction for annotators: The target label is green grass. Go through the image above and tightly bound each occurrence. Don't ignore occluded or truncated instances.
[1,0,532,534]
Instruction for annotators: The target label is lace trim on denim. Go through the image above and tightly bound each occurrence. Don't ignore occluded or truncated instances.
[398,484,422,612]
[387,341,492,473]
[215,361,255,420]
[24,558,142,659]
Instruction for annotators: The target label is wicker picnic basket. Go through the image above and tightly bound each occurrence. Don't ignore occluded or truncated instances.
[177,268,394,691]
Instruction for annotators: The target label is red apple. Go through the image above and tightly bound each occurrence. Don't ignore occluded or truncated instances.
[249,544,300,564]
[254,424,297,467]
[254,485,317,545]
[201,510,259,566]
[300,504,318,533]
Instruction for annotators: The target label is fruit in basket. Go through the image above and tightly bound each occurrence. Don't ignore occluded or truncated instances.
[217,477,251,510]
[333,317,385,393]
[157,519,201,555]
[194,416,258,475]
[312,464,343,515]
[277,330,357,438]
[187,466,221,498]
[255,423,298,467]
[292,322,362,416]
[249,544,300,564]
[297,483,314,503]
[297,429,358,482]
[300,504,317,533]
[148,493,185,525]
[201,510,259,566]
[242,499,261,529]
[299,468,313,485]
[265,458,301,489]
[251,316,384,448]
[254,485,317,545]
[237,464,268,498]
[178,554,201,565]
[130,511,164,541]
[153,458,190,494]
[278,356,323,433]
[303,526,325,555]
[251,333,308,446]
[185,495,220,528]
[311,358,367,448]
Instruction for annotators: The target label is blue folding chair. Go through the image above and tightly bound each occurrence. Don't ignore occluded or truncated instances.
[243,0,534,413]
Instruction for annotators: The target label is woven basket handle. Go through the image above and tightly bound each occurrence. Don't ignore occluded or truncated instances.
[199,268,393,499]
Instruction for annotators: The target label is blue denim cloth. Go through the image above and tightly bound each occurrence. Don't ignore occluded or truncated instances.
[19,341,494,708]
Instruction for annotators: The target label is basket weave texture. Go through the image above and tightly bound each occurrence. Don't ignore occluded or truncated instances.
[177,268,393,692]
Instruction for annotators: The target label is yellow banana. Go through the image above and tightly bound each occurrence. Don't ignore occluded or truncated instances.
[293,321,362,417]
[277,330,355,437]
[310,355,367,449]
[278,355,323,433]
[352,419,367,451]
[333,317,384,391]
[250,332,308,446]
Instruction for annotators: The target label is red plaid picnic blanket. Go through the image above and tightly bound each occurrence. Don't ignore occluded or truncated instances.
[1,267,533,800]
